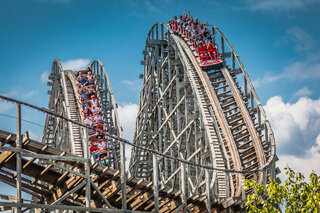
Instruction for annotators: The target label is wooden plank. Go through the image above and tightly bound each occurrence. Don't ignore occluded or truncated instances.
[0,134,13,147]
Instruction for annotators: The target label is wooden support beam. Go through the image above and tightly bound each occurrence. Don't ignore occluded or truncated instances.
[0,134,13,147]
[51,181,86,205]
[90,180,113,209]
[16,103,22,213]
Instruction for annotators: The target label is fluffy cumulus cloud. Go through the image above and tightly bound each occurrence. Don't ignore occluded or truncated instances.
[264,96,320,178]
[277,137,320,180]
[117,103,139,169]
[118,103,139,141]
[61,58,91,71]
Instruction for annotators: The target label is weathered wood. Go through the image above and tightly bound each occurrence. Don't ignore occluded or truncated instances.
[0,130,242,212]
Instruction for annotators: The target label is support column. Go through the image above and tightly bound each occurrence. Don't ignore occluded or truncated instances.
[153,153,159,212]
[84,128,91,212]
[16,103,22,213]
[181,161,187,212]
[205,169,211,212]
[120,140,127,209]
[241,174,246,202]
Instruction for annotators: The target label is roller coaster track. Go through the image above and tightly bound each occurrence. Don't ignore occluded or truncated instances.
[0,21,277,212]
[42,59,122,164]
[1,130,228,212]
[130,22,277,201]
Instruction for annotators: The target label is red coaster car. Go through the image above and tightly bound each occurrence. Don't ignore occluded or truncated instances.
[198,44,223,70]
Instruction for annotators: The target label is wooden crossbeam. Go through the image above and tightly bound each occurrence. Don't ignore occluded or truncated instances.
[52,181,86,205]
[144,196,165,211]
[0,134,13,147]
[90,180,113,209]
[0,130,233,212]
[0,172,48,197]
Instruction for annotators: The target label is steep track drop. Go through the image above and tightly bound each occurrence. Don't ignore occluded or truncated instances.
[130,22,277,200]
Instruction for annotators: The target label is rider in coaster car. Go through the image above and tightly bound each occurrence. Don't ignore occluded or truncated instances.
[87,71,94,81]
[91,105,101,115]
[84,116,93,125]
[87,78,95,86]
[186,21,192,32]
[174,16,178,23]
[87,88,95,99]
[90,95,99,107]
[77,75,87,85]
[177,15,182,24]
[84,107,93,117]
[98,140,107,150]
[89,142,99,158]
[93,114,103,123]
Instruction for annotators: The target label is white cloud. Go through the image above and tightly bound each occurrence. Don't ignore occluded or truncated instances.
[0,101,15,113]
[281,27,315,53]
[0,90,18,113]
[280,27,320,80]
[253,27,320,87]
[264,96,320,179]
[252,73,284,87]
[0,89,38,113]
[277,134,320,181]
[121,79,142,91]
[117,103,139,141]
[254,57,320,87]
[1,89,19,97]
[294,87,312,97]
[244,0,320,12]
[265,96,320,156]
[23,91,38,99]
[121,80,135,86]
[283,59,320,80]
[41,72,49,83]
[117,103,139,170]
[125,144,132,171]
[61,58,91,71]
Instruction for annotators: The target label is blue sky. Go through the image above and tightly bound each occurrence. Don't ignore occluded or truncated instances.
[1,0,320,198]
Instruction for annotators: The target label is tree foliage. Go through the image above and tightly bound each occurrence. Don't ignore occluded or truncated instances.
[244,167,320,213]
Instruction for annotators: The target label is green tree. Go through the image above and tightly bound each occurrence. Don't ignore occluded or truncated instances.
[244,167,320,213]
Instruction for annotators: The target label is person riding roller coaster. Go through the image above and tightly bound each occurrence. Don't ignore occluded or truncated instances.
[168,12,223,69]
[75,67,114,168]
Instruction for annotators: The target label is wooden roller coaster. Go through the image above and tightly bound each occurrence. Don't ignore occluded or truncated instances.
[0,20,277,213]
